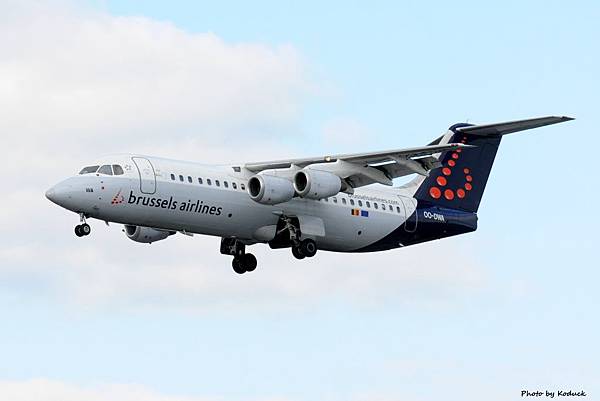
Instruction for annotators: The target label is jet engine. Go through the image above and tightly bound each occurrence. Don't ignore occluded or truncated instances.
[247,174,295,205]
[293,169,342,199]
[124,225,174,243]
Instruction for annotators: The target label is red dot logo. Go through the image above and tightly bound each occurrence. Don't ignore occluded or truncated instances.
[432,159,474,202]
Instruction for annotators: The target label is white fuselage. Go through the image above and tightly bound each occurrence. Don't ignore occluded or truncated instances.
[47,154,418,252]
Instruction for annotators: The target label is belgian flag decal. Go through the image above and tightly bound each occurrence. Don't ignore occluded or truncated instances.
[351,209,369,217]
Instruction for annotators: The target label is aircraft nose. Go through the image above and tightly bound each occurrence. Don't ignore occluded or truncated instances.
[45,187,56,201]
[45,181,73,207]
[46,185,65,206]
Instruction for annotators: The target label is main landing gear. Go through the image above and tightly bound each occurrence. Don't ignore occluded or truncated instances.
[221,215,319,274]
[275,215,318,261]
[291,238,317,260]
[74,213,91,237]
[220,237,257,275]
[232,254,257,274]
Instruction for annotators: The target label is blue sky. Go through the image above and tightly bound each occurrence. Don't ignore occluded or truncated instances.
[0,1,598,400]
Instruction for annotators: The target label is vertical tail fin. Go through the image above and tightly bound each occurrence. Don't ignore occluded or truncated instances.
[413,116,573,213]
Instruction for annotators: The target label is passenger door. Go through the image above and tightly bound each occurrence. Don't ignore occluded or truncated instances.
[399,196,418,232]
[132,157,156,194]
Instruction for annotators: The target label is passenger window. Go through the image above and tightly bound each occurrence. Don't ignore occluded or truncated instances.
[333,197,338,203]
[350,199,355,206]
[389,204,393,211]
[232,182,237,190]
[207,179,212,185]
[358,200,363,207]
[224,181,229,188]
[188,176,192,183]
[98,165,113,175]
[112,165,124,175]
[215,180,220,187]
[79,165,99,174]
[366,201,371,208]
[170,174,175,181]
[342,198,347,205]
[324,198,328,202]
[198,177,203,184]
[241,183,246,190]
[374,202,378,209]
[396,206,401,213]
[179,175,184,182]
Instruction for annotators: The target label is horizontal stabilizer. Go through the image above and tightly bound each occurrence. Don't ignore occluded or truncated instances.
[457,116,574,136]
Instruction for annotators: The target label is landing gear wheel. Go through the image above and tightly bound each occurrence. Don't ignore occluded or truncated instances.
[80,223,91,236]
[291,246,305,260]
[74,225,84,237]
[300,239,317,258]
[232,258,246,274]
[241,253,257,272]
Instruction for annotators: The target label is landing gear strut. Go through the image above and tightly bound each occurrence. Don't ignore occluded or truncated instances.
[221,237,257,274]
[75,213,91,237]
[270,215,319,260]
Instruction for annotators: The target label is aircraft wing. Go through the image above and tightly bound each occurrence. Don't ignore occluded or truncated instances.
[243,116,573,189]
[244,142,472,187]
[245,143,469,171]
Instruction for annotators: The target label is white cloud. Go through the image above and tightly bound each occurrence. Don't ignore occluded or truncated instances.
[0,0,311,185]
[0,378,293,401]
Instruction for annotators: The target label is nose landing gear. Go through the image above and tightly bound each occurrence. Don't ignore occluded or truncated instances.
[75,213,91,237]
[75,223,91,237]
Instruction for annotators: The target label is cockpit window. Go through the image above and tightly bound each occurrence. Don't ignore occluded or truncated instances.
[98,165,113,175]
[79,165,99,174]
[112,165,124,175]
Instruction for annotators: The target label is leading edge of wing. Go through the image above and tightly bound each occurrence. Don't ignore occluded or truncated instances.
[244,143,472,172]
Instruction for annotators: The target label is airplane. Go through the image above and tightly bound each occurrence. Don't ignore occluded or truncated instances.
[45,116,573,274]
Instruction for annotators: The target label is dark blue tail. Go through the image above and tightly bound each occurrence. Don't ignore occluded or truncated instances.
[414,123,502,213]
